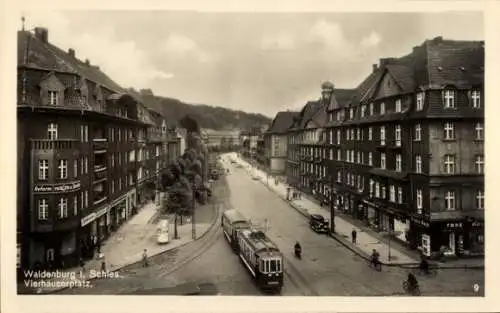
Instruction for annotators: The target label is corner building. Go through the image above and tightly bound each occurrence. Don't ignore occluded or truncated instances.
[324,37,484,258]
[17,27,169,271]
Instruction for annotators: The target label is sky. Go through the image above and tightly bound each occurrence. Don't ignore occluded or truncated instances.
[22,11,483,117]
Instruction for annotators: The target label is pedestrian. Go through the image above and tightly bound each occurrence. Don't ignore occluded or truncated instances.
[351,228,357,244]
[142,249,149,267]
[79,257,85,272]
[100,260,106,272]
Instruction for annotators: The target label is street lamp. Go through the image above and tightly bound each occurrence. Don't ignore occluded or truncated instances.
[329,174,336,234]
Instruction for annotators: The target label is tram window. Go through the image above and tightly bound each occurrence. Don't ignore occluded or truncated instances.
[265,260,269,273]
[276,259,281,272]
[260,260,265,272]
[270,260,277,272]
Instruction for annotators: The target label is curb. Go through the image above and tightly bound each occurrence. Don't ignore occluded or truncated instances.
[40,184,225,295]
[244,164,485,270]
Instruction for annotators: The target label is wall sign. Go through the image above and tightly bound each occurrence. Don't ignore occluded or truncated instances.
[81,213,97,227]
[95,206,108,218]
[34,181,81,194]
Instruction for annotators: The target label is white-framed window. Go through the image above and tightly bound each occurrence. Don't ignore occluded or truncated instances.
[390,185,396,202]
[118,128,121,142]
[380,102,385,115]
[369,102,374,115]
[395,125,401,146]
[369,179,374,197]
[380,153,386,169]
[47,123,58,140]
[416,92,424,111]
[337,171,341,182]
[444,154,456,174]
[349,108,354,119]
[58,159,68,179]
[356,128,361,141]
[111,180,115,194]
[375,182,380,198]
[329,149,333,160]
[73,160,78,177]
[368,127,373,141]
[329,130,333,144]
[395,99,402,113]
[73,196,78,216]
[415,155,422,173]
[84,125,88,142]
[471,90,481,108]
[357,151,361,164]
[361,104,366,117]
[414,124,421,141]
[111,153,115,167]
[475,122,484,140]
[80,192,84,210]
[119,177,122,190]
[444,191,456,210]
[444,122,455,140]
[347,129,350,141]
[84,190,88,207]
[84,156,88,173]
[380,126,386,145]
[443,90,455,109]
[381,185,386,199]
[337,149,341,160]
[368,152,373,166]
[58,197,68,219]
[416,189,423,214]
[476,190,484,210]
[475,155,484,174]
[38,198,49,220]
[38,159,49,180]
[395,154,402,172]
[48,91,58,105]
[397,187,403,204]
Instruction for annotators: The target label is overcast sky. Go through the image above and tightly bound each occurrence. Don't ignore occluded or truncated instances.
[23,11,483,117]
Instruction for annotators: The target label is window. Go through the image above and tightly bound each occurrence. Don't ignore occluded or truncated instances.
[416,189,423,214]
[395,125,401,146]
[380,126,386,145]
[118,129,121,142]
[361,104,366,117]
[444,122,455,140]
[416,92,424,111]
[329,130,333,144]
[84,125,88,142]
[111,153,115,167]
[356,128,361,141]
[375,182,380,198]
[38,199,49,220]
[347,129,350,141]
[369,103,374,115]
[47,123,58,140]
[444,155,456,174]
[111,180,115,194]
[357,151,361,164]
[395,154,402,172]
[395,99,402,113]
[119,177,122,190]
[58,160,68,179]
[84,191,88,207]
[73,196,78,216]
[471,90,481,108]
[390,185,396,202]
[84,156,88,174]
[80,192,84,210]
[58,198,68,219]
[38,159,49,180]
[337,149,341,160]
[380,153,386,169]
[380,102,385,115]
[381,185,386,199]
[337,171,341,182]
[475,122,484,140]
[397,187,403,204]
[476,190,484,210]
[443,90,455,108]
[368,152,373,166]
[475,155,484,174]
[445,191,456,210]
[415,155,422,173]
[369,179,374,197]
[48,91,58,105]
[73,160,78,177]
[349,108,354,119]
[368,127,373,141]
[414,124,421,141]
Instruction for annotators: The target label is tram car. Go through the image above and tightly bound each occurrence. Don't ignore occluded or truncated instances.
[221,209,251,252]
[236,228,284,292]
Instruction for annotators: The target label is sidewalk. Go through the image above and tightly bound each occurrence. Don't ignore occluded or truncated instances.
[21,200,217,294]
[234,156,484,269]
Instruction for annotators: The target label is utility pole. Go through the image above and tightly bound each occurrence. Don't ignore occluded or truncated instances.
[192,188,196,239]
[330,174,336,234]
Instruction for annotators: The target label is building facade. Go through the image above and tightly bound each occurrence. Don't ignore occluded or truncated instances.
[17,27,173,271]
[264,111,297,175]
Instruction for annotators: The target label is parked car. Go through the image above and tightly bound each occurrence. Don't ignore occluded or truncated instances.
[309,214,329,234]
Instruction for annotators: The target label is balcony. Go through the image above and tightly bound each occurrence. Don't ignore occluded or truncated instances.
[93,139,108,153]
[30,139,80,150]
[93,167,108,183]
[93,194,108,206]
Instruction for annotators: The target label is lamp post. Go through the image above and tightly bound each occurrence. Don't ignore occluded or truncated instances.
[329,174,336,234]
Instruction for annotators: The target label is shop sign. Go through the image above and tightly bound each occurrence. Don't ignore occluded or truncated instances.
[472,221,483,227]
[446,222,462,229]
[110,194,126,208]
[410,217,429,228]
[33,181,81,194]
[81,213,97,227]
[95,206,108,218]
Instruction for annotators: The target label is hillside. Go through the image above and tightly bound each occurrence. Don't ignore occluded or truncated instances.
[155,96,272,130]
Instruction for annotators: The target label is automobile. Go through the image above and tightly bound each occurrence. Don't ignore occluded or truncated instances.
[251,175,260,180]
[156,219,169,244]
[309,214,329,234]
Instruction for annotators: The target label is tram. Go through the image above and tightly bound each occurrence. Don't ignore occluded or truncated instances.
[221,209,251,252]
[236,228,284,292]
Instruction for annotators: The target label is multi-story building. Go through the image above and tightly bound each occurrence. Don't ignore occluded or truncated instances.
[264,111,297,176]
[16,26,172,271]
[324,36,484,258]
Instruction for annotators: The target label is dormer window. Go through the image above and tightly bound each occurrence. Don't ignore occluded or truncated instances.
[49,91,58,105]
[48,123,58,140]
[471,90,481,108]
[416,92,425,111]
[395,99,402,113]
[361,104,366,117]
[443,89,456,109]
[380,102,385,115]
[369,103,374,115]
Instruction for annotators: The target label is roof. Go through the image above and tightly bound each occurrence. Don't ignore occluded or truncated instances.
[267,111,298,134]
[18,30,124,93]
[222,209,249,224]
[239,229,280,254]
[288,100,323,131]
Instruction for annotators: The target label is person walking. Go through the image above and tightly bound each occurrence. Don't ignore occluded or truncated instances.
[142,249,149,267]
[100,260,106,273]
[351,228,357,244]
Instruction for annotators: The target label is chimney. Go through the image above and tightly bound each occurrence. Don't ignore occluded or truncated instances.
[379,57,396,68]
[34,27,48,43]
[85,59,90,66]
[372,64,378,73]
[433,36,443,43]
[68,48,75,58]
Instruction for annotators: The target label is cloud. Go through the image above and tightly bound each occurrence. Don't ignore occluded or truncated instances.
[306,19,357,59]
[260,33,295,50]
[24,11,173,89]
[361,31,382,47]
[163,34,214,63]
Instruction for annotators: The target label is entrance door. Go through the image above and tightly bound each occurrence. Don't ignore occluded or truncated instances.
[448,232,456,255]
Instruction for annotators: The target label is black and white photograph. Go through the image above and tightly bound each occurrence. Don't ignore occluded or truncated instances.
[1,1,498,312]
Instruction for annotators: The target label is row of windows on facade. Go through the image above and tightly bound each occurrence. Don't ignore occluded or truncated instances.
[46,91,128,118]
[329,90,482,123]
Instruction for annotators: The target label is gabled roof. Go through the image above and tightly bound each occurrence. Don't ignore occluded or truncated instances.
[290,100,323,131]
[18,30,124,93]
[267,111,299,134]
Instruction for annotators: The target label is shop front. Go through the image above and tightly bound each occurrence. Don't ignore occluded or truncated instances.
[362,199,381,230]
[95,205,109,242]
[429,218,485,258]
[408,215,430,252]
[80,212,97,259]
[108,194,128,230]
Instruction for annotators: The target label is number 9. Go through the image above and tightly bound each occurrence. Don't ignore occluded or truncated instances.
[473,283,480,292]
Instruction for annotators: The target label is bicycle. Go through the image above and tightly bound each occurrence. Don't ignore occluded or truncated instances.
[368,259,382,271]
[402,280,421,296]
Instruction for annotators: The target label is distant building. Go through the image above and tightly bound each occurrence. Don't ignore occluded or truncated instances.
[263,111,297,176]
